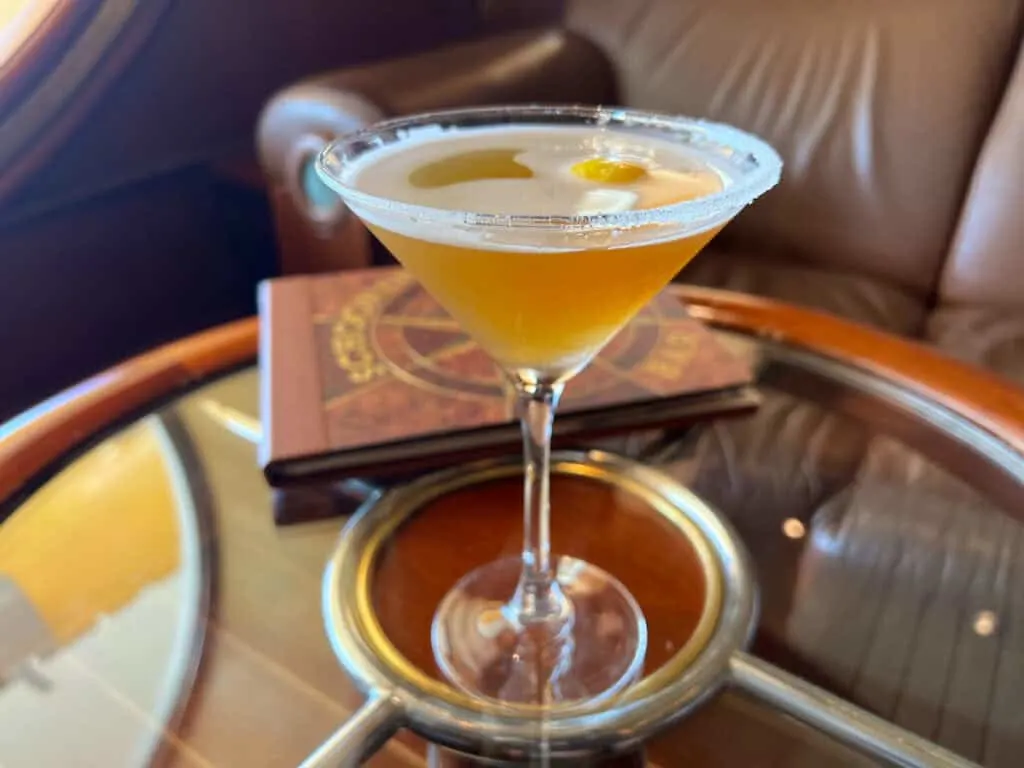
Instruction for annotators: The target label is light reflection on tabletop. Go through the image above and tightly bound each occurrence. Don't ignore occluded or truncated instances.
[0,417,204,767]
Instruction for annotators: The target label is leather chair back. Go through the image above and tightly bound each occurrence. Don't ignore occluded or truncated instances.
[566,0,1024,294]
[941,41,1024,307]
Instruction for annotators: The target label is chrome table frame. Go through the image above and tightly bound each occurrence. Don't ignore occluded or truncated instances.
[300,452,977,768]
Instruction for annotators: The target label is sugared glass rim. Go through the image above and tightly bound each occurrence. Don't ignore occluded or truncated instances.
[316,104,782,232]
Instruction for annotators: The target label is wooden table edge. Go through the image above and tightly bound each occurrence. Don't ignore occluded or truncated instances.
[675,285,1024,453]
[0,317,256,504]
[1,289,1022,506]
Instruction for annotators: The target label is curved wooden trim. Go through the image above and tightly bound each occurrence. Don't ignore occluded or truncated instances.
[0,1,63,72]
[0,0,171,203]
[0,1,94,113]
[0,318,257,505]
[2,290,1023,507]
[674,285,1024,454]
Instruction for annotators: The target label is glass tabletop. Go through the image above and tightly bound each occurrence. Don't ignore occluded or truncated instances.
[1,322,1022,767]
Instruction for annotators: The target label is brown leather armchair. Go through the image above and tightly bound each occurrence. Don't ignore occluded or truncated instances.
[257,28,614,273]
[258,0,1024,383]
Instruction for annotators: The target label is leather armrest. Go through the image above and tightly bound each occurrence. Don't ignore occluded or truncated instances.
[256,28,615,274]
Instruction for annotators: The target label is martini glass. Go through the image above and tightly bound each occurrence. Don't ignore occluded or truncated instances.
[318,105,781,706]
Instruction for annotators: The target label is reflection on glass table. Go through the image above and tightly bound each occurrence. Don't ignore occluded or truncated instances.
[0,416,207,767]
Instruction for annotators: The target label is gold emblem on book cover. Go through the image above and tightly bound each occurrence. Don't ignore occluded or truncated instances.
[331,272,411,384]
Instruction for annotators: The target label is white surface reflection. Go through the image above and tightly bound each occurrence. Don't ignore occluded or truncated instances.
[972,610,998,637]
[0,415,205,768]
[782,518,806,540]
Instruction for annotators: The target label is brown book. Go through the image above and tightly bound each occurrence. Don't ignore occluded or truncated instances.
[258,268,757,488]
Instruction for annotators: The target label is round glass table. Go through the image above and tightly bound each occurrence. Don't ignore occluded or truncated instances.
[0,286,1021,768]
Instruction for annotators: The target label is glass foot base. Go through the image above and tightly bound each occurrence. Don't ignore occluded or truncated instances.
[432,555,647,705]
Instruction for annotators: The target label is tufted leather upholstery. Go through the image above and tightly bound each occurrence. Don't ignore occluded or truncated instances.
[684,247,928,335]
[941,40,1024,309]
[566,0,1023,294]
[928,39,1024,391]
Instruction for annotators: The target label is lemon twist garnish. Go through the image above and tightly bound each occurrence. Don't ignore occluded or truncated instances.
[571,157,647,184]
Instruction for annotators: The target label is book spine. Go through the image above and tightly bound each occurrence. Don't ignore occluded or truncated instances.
[258,278,330,473]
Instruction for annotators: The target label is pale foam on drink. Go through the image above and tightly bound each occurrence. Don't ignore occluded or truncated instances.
[349,125,725,218]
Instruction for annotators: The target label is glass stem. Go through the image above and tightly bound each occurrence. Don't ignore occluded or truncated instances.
[513,378,569,625]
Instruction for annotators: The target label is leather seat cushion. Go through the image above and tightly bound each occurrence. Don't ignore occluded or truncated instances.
[941,42,1024,306]
[680,248,927,336]
[927,304,1024,386]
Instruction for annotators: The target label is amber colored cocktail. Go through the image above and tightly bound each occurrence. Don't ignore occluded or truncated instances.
[318,106,781,707]
[367,223,721,377]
